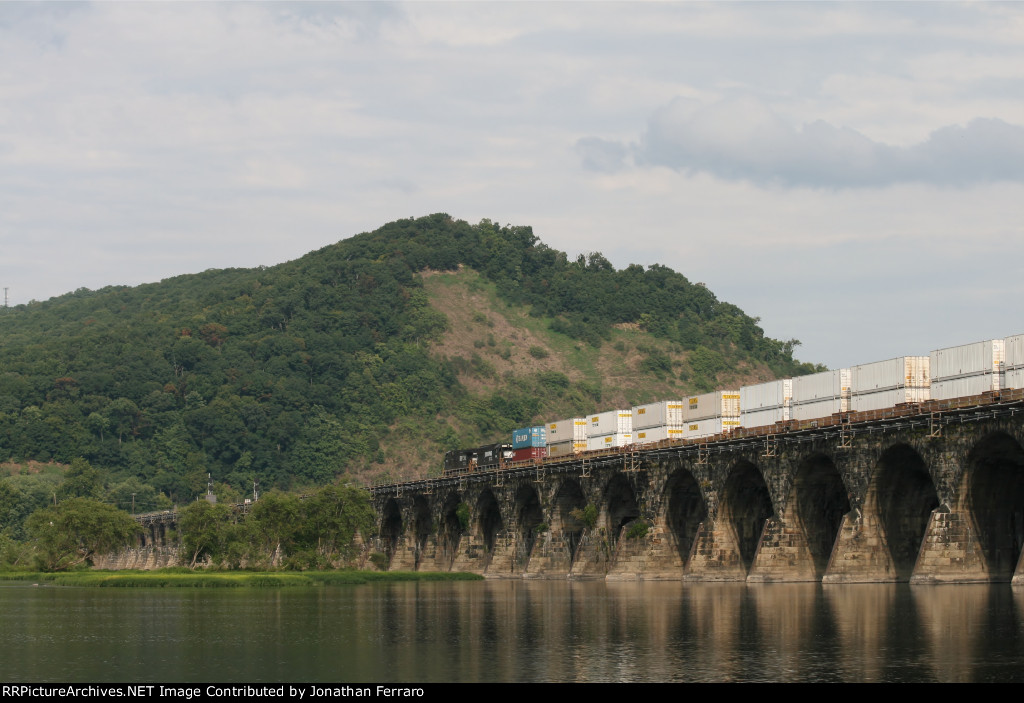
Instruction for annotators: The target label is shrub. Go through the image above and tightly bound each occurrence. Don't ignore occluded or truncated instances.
[625,522,649,540]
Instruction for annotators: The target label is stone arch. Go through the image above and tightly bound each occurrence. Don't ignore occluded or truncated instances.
[964,431,1024,580]
[868,443,939,580]
[604,473,640,539]
[513,484,543,570]
[791,452,850,578]
[438,492,465,570]
[475,488,504,558]
[380,498,403,568]
[720,459,774,573]
[664,467,707,566]
[411,495,431,570]
[553,478,587,563]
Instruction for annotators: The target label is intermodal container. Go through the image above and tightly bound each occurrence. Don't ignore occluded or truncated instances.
[632,400,685,430]
[586,432,633,451]
[511,446,546,462]
[684,391,740,422]
[850,356,930,411]
[740,379,792,428]
[634,426,685,443]
[791,369,850,420]
[929,339,1004,400]
[682,417,741,440]
[547,418,587,444]
[588,409,632,435]
[512,426,547,449]
[1005,334,1024,390]
[547,440,586,458]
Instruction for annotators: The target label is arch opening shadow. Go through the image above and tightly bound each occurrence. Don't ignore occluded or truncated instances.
[967,432,1024,580]
[514,485,543,570]
[380,498,402,568]
[665,468,707,567]
[872,443,938,581]
[605,474,640,540]
[793,453,850,578]
[439,493,464,570]
[412,495,431,570]
[555,480,586,564]
[476,488,503,560]
[721,460,773,573]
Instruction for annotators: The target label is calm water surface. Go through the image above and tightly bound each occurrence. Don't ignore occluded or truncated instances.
[3,580,1024,683]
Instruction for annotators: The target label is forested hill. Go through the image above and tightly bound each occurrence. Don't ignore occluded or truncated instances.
[0,214,821,502]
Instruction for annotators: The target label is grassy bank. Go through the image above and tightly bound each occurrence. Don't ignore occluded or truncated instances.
[0,569,484,588]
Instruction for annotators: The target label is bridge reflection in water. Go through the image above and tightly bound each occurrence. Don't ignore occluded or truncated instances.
[371,392,1024,585]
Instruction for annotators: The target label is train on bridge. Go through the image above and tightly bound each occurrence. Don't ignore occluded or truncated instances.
[443,334,1024,476]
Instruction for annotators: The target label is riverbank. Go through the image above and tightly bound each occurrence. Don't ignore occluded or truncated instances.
[0,568,483,588]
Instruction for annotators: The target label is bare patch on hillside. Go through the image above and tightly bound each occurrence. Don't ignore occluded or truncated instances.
[420,269,579,392]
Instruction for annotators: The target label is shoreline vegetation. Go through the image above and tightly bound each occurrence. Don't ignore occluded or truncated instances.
[0,569,484,588]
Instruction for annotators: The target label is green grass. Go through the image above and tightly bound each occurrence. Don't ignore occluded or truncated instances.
[0,569,484,588]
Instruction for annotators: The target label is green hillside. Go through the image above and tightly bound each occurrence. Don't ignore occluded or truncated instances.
[0,214,821,505]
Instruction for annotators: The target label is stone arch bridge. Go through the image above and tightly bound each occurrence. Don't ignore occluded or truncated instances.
[370,393,1024,585]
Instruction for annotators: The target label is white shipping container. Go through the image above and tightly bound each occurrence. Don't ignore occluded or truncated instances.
[633,426,685,444]
[851,357,929,394]
[850,387,930,412]
[547,418,587,444]
[1006,369,1024,391]
[791,398,847,421]
[740,407,789,429]
[684,391,741,422]
[1004,335,1024,390]
[682,417,741,440]
[588,409,632,435]
[632,400,685,430]
[929,340,1004,396]
[740,379,792,413]
[791,369,850,412]
[849,357,929,411]
[586,433,632,451]
[547,440,587,458]
[931,377,1004,401]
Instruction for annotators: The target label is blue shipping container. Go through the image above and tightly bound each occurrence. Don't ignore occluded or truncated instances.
[512,426,547,449]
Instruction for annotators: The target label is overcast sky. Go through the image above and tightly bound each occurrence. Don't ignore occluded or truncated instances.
[2,2,1022,370]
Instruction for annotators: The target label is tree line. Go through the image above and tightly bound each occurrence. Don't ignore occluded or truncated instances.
[0,460,374,572]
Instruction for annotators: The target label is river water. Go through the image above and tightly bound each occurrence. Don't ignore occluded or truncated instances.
[3,580,1024,683]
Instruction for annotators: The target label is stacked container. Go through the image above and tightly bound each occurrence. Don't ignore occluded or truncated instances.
[586,409,632,450]
[850,357,930,411]
[1003,334,1024,391]
[512,426,546,448]
[683,390,740,439]
[791,369,850,420]
[740,379,792,429]
[547,417,587,457]
[511,426,547,462]
[929,339,1004,400]
[632,400,685,444]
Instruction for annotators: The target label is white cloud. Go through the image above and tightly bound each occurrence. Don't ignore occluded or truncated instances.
[579,97,1024,188]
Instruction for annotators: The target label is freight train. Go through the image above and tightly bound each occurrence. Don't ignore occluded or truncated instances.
[442,334,1024,476]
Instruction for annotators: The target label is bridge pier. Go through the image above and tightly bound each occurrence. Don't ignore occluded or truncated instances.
[911,508,989,584]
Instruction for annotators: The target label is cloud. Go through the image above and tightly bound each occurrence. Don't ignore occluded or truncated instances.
[580,97,1024,188]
